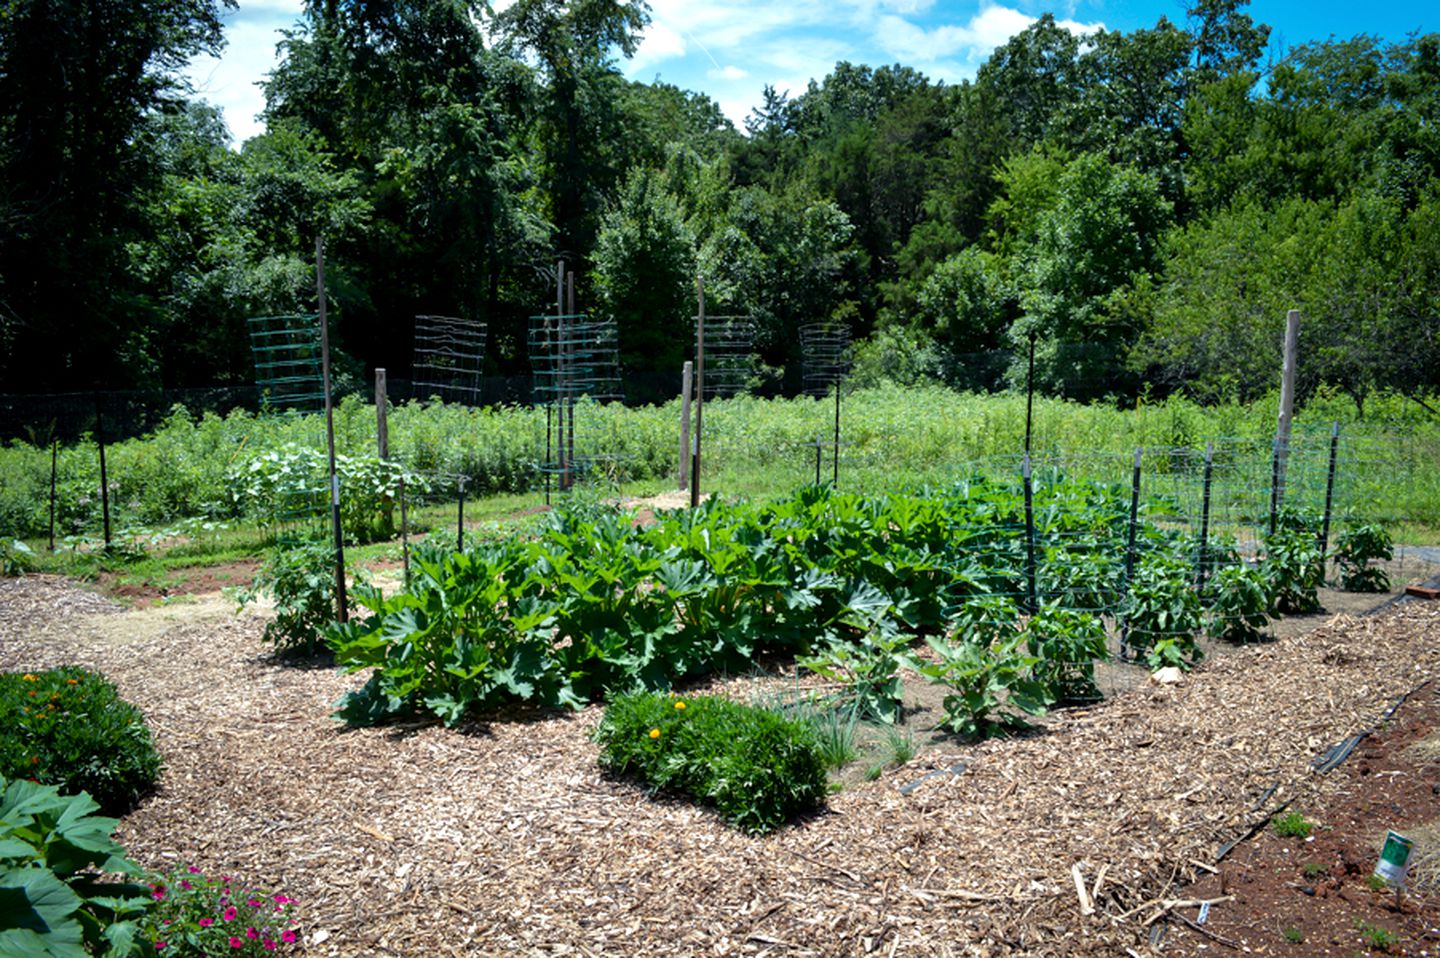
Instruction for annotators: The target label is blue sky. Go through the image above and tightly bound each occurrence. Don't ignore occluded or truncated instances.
[184,0,1437,145]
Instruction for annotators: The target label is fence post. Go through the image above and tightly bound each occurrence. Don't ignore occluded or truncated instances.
[1023,453,1037,614]
[679,360,692,491]
[1273,308,1300,517]
[1318,421,1340,566]
[375,368,389,459]
[48,439,58,552]
[457,476,466,551]
[832,381,841,486]
[316,236,348,623]
[1123,448,1143,594]
[399,476,410,588]
[1268,437,1282,536]
[1024,328,1037,457]
[691,276,706,509]
[814,435,822,487]
[1196,442,1214,597]
[93,394,112,551]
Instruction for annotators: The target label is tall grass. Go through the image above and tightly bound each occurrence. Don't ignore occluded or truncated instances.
[2,384,1436,542]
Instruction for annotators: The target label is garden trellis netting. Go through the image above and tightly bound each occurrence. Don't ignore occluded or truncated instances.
[410,315,488,406]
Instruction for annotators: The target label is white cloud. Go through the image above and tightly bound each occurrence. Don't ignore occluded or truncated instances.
[183,0,302,144]
[710,65,749,81]
[629,21,687,74]
[873,4,1102,69]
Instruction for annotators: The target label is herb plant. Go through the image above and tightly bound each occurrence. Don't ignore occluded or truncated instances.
[594,692,828,834]
[0,667,162,814]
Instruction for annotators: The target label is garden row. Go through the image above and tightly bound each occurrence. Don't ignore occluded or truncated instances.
[317,479,1391,738]
[4,384,1437,545]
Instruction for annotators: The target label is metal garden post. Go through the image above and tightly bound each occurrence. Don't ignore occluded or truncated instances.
[316,236,348,623]
[1023,453,1038,614]
[1319,422,1340,565]
[691,276,706,509]
[457,476,466,551]
[1196,442,1214,597]
[93,394,111,551]
[48,438,58,552]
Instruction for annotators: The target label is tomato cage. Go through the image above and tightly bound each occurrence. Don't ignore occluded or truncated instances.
[411,314,488,406]
[799,321,853,486]
[527,311,624,499]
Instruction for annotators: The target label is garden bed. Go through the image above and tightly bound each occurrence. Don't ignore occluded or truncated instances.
[0,574,1438,955]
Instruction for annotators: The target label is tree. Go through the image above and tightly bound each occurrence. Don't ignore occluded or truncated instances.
[0,0,231,390]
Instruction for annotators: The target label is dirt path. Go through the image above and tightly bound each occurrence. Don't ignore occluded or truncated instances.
[1,572,1438,956]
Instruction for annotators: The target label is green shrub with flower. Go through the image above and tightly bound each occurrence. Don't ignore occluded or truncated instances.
[594,692,828,834]
[0,666,162,814]
[138,867,300,956]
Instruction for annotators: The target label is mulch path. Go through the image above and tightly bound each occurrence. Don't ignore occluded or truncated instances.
[1,576,1438,956]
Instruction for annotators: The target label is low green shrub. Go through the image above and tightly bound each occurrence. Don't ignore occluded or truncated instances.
[0,667,162,814]
[1024,602,1109,703]
[594,692,828,834]
[0,774,152,957]
[910,631,1047,737]
[1332,523,1392,593]
[139,866,301,955]
[0,538,35,577]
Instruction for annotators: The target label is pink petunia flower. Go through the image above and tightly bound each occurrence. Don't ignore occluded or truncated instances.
[273,895,291,904]
[155,944,166,951]
[151,888,166,901]
[281,930,297,943]
[180,880,193,890]
[229,938,244,949]
[223,907,238,922]
[246,928,259,940]
[264,941,277,951]
[188,865,202,874]
[200,918,214,927]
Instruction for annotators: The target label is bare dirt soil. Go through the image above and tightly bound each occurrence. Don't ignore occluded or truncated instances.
[1,560,1438,956]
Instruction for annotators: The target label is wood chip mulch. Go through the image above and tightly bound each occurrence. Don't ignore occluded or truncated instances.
[1,577,1438,957]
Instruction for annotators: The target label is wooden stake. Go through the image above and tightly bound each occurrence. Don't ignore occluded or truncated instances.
[691,276,706,509]
[375,368,389,459]
[1274,309,1301,513]
[679,360,692,491]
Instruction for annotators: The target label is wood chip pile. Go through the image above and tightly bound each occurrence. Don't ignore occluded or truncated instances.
[1,576,1437,956]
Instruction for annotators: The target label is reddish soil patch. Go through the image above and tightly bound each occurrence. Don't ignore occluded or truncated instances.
[95,559,260,607]
[1165,681,1440,956]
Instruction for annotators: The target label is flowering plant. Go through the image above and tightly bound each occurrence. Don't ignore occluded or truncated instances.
[138,866,301,955]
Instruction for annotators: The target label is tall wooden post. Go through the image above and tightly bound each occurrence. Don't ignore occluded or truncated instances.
[679,360,693,491]
[690,276,706,509]
[317,237,348,623]
[1274,309,1301,516]
[375,368,389,459]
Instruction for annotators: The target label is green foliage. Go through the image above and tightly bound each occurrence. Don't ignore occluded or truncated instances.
[1332,523,1392,593]
[1354,919,1398,951]
[0,668,162,815]
[0,774,151,958]
[593,692,828,834]
[234,541,346,656]
[0,540,35,578]
[137,866,300,955]
[1281,926,1303,944]
[1263,509,1324,615]
[1023,602,1109,703]
[1122,552,1203,670]
[911,630,1047,738]
[1272,811,1312,838]
[227,445,425,544]
[798,620,909,724]
[1206,562,1272,642]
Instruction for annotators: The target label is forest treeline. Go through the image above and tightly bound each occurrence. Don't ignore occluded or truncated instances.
[1,0,1437,413]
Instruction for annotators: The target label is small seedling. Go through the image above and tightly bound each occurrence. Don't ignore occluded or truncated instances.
[1273,811,1312,838]
[1354,919,1398,951]
[864,764,884,782]
[1282,926,1304,944]
[1302,862,1328,879]
[1366,874,1389,892]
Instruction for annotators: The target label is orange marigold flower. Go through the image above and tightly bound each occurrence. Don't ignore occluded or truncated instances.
[66,679,78,685]
[648,728,661,740]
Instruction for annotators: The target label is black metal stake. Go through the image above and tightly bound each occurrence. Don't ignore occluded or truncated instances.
[457,476,466,551]
[691,277,706,509]
[545,403,553,506]
[1022,454,1038,614]
[1196,442,1214,597]
[316,236,348,623]
[832,382,841,486]
[1268,437,1282,537]
[1025,329,1037,457]
[1318,421,1340,566]
[814,435,822,486]
[94,395,112,551]
[48,438,58,552]
[1122,448,1143,594]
